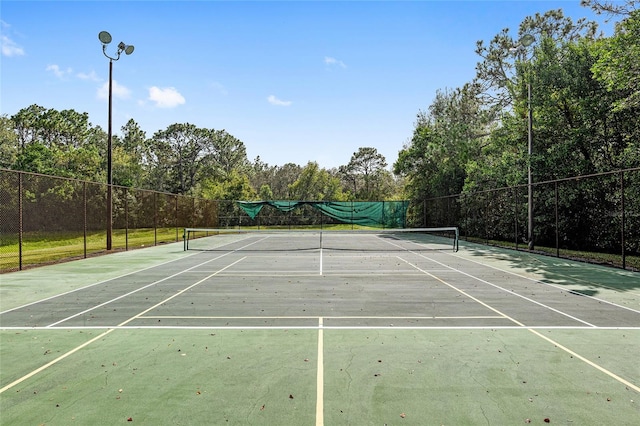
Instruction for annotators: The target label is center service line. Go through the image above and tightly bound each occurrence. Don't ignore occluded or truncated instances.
[316,316,324,426]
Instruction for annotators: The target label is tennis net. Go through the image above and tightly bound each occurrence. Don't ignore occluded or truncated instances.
[183,227,459,253]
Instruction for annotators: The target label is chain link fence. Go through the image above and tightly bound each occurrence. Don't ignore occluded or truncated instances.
[2,168,638,272]
[0,169,220,272]
[414,168,640,271]
[1,170,419,272]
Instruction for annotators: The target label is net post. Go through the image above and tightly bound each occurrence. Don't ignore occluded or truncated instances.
[454,227,459,252]
[183,228,187,251]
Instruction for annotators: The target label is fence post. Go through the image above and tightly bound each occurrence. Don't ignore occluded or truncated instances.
[621,170,626,270]
[125,188,129,251]
[423,199,427,227]
[555,181,559,258]
[18,172,23,271]
[154,192,158,246]
[83,181,87,258]
[514,187,518,250]
[175,195,179,242]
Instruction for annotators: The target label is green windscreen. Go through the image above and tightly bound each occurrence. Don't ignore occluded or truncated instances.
[236,201,409,228]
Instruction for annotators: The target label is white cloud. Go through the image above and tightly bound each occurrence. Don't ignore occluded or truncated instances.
[1,34,24,56]
[148,86,185,108]
[267,95,292,106]
[77,70,100,82]
[324,56,346,68]
[97,80,131,100]
[46,64,73,79]
[1,21,25,57]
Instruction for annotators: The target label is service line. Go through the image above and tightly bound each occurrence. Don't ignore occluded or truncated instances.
[396,252,640,394]
[0,256,247,394]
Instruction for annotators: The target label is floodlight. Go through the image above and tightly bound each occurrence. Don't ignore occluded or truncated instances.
[97,30,134,251]
[98,31,112,45]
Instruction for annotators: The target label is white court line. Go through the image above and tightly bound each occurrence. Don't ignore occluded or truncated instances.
[394,253,597,327]
[316,317,324,426]
[529,328,640,393]
[46,252,237,327]
[140,315,507,319]
[0,328,117,394]
[3,325,639,331]
[448,250,640,314]
[0,250,202,315]
[115,257,247,327]
[200,272,434,276]
[397,257,524,326]
[0,256,247,394]
[386,245,639,393]
[45,237,273,327]
[168,272,324,277]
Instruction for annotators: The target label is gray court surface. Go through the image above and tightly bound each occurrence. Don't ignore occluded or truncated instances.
[1,231,639,425]
[2,231,638,329]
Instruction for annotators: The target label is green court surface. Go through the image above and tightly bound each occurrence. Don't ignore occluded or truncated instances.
[1,233,638,425]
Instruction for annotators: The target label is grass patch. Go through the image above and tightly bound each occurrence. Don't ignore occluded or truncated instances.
[0,228,181,271]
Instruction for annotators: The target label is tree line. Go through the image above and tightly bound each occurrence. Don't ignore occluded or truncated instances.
[395,1,640,203]
[0,105,399,202]
[1,1,639,206]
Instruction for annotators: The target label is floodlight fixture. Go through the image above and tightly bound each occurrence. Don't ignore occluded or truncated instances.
[117,41,134,55]
[98,31,112,45]
[98,31,134,251]
[100,31,135,61]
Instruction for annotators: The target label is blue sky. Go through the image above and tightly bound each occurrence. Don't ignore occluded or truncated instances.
[1,1,614,169]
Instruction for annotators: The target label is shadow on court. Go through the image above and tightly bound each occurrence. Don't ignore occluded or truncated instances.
[463,241,640,295]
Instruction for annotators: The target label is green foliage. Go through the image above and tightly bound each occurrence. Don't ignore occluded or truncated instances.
[249,160,303,199]
[288,162,348,201]
[394,84,487,199]
[200,169,257,201]
[258,184,274,200]
[14,143,59,175]
[339,147,390,200]
[591,9,640,110]
[0,115,18,168]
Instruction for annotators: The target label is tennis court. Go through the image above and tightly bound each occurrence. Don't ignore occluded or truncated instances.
[1,229,638,425]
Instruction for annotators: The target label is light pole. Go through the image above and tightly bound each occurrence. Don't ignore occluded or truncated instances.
[513,33,535,250]
[98,31,134,251]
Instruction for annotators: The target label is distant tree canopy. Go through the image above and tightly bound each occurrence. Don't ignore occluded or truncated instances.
[1,108,398,201]
[2,2,639,207]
